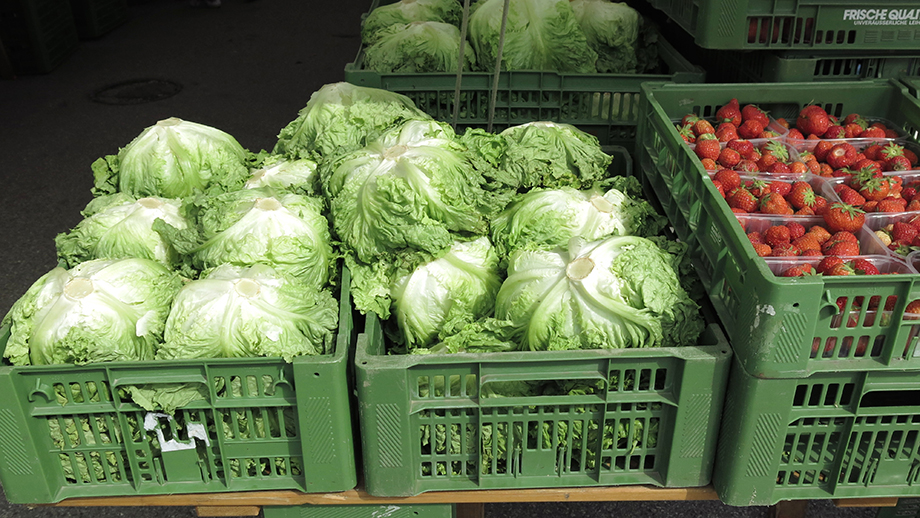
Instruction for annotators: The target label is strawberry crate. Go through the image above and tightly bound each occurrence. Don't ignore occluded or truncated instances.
[713,355,920,506]
[646,0,920,51]
[0,271,358,504]
[354,311,731,497]
[636,79,920,378]
[344,0,705,154]
[699,49,920,83]
[906,77,920,99]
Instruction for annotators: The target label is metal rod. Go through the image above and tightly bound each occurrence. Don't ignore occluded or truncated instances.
[451,0,472,131]
[487,0,511,134]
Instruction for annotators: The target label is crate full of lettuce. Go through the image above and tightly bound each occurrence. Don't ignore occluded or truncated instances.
[344,0,705,150]
[273,84,732,497]
[0,118,356,503]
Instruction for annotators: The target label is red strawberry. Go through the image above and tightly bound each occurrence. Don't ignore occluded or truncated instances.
[792,233,822,254]
[824,203,866,233]
[747,231,765,244]
[817,255,845,274]
[771,243,798,257]
[695,134,721,161]
[712,179,725,198]
[849,258,880,275]
[809,225,832,245]
[823,125,846,139]
[877,197,907,213]
[718,147,742,168]
[859,127,886,139]
[716,99,742,127]
[814,141,835,162]
[823,240,860,256]
[787,222,806,239]
[825,143,858,169]
[836,186,867,207]
[826,263,855,276]
[844,122,866,139]
[766,162,792,175]
[760,192,791,215]
[891,222,918,244]
[906,300,920,315]
[693,119,715,137]
[770,180,792,197]
[727,139,755,159]
[737,159,760,173]
[753,243,772,257]
[886,155,913,172]
[747,179,772,198]
[812,196,830,215]
[786,129,805,140]
[782,264,816,277]
[797,105,831,136]
[858,177,891,202]
[763,225,792,247]
[742,104,770,127]
[727,188,758,212]
[863,144,884,161]
[716,127,739,143]
[713,169,741,192]
[681,114,700,126]
[787,181,815,210]
[678,124,696,144]
[737,119,765,139]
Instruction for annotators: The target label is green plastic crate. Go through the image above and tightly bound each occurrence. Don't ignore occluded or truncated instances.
[647,0,920,51]
[0,270,358,504]
[354,316,732,497]
[69,0,128,39]
[344,0,705,154]
[905,76,920,98]
[636,79,920,379]
[263,504,456,518]
[0,0,79,74]
[877,498,920,517]
[713,356,920,506]
[700,49,920,83]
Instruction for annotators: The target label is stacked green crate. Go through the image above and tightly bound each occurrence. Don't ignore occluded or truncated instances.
[344,0,706,154]
[0,270,358,504]
[635,79,920,506]
[644,0,920,83]
[0,0,79,74]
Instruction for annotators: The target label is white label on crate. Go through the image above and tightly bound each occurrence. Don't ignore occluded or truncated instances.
[144,412,211,452]
[842,9,920,26]
[751,305,776,331]
[371,506,401,518]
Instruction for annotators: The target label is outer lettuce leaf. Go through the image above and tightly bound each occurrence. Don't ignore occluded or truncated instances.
[95,117,250,198]
[365,21,475,74]
[192,188,334,286]
[498,121,612,189]
[495,235,702,350]
[273,82,432,161]
[243,155,319,196]
[491,186,665,257]
[391,237,502,349]
[468,0,597,73]
[2,258,182,366]
[323,120,491,262]
[55,193,194,269]
[570,0,640,73]
[158,264,338,361]
[362,0,463,45]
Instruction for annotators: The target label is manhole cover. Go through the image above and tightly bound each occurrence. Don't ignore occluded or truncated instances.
[90,78,183,105]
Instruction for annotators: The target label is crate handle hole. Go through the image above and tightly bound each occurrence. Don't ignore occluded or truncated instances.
[793,303,799,308]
